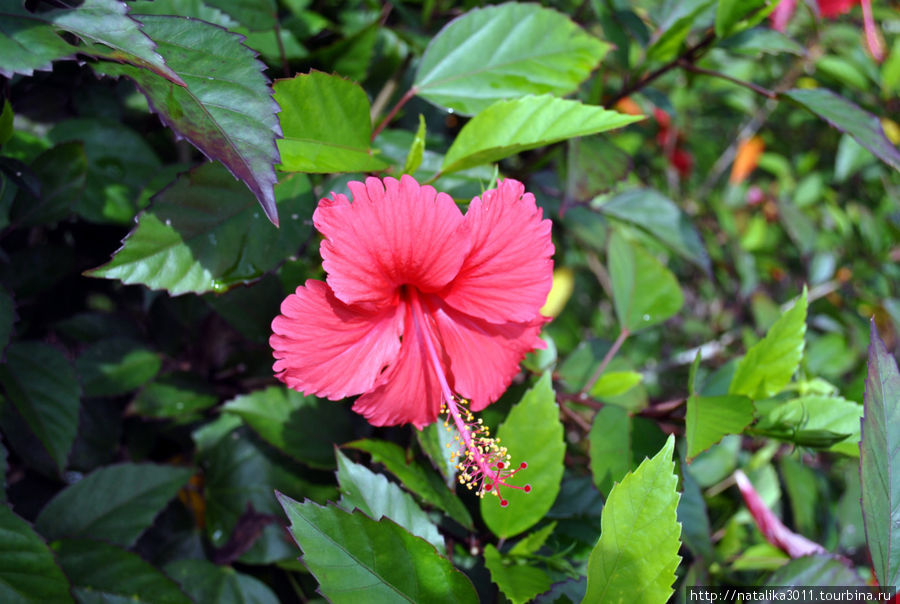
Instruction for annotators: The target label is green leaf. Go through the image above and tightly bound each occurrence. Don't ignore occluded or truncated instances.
[647,0,716,63]
[130,372,218,419]
[484,544,552,604]
[715,0,768,38]
[403,115,427,175]
[861,322,900,588]
[729,288,807,399]
[203,0,276,30]
[678,457,713,560]
[94,15,281,223]
[0,341,80,473]
[607,230,684,332]
[416,421,458,487]
[35,462,194,547]
[481,374,565,539]
[0,506,73,603]
[277,495,478,603]
[274,72,388,173]
[54,538,191,604]
[588,405,632,496]
[765,554,865,587]
[442,96,641,173]
[782,89,900,172]
[10,141,87,227]
[414,2,609,115]
[757,395,863,456]
[720,28,805,56]
[596,188,710,272]
[48,118,163,224]
[336,449,444,550]
[685,394,755,461]
[201,427,335,564]
[76,337,161,397]
[590,371,643,398]
[164,559,279,604]
[509,521,558,556]
[582,435,681,604]
[346,439,473,529]
[223,386,353,469]
[88,163,312,295]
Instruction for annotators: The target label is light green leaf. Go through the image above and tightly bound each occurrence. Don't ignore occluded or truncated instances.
[165,559,279,604]
[715,0,768,38]
[442,95,641,173]
[403,115,427,175]
[481,374,565,538]
[729,288,807,399]
[647,0,716,63]
[94,15,281,223]
[76,337,161,397]
[336,449,444,550]
[277,495,478,603]
[596,188,710,272]
[88,164,312,295]
[484,544,552,604]
[583,435,681,604]
[0,506,73,603]
[685,394,755,460]
[416,421,458,487]
[414,2,609,115]
[54,538,191,604]
[0,341,80,474]
[782,89,900,172]
[861,323,900,588]
[590,371,643,398]
[509,521,557,557]
[35,463,194,547]
[765,554,865,587]
[223,386,352,469]
[346,439,473,529]
[275,72,388,173]
[607,230,684,332]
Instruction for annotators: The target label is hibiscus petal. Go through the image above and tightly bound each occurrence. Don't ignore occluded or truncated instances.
[427,296,546,412]
[353,306,444,429]
[442,179,554,324]
[314,175,469,308]
[270,280,402,400]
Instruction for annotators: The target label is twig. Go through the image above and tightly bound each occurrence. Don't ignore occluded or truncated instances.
[560,402,592,432]
[581,328,629,395]
[371,87,417,142]
[604,31,716,107]
[273,20,290,78]
[677,60,777,99]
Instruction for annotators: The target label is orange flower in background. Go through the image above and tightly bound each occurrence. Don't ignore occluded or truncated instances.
[730,136,765,185]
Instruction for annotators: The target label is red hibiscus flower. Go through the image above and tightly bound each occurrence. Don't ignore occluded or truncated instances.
[271,175,553,504]
[770,0,885,62]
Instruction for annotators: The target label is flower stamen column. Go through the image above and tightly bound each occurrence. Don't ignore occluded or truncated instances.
[409,291,530,507]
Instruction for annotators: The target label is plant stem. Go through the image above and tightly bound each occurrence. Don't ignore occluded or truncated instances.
[604,31,716,107]
[581,328,629,395]
[677,60,777,99]
[371,87,417,142]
